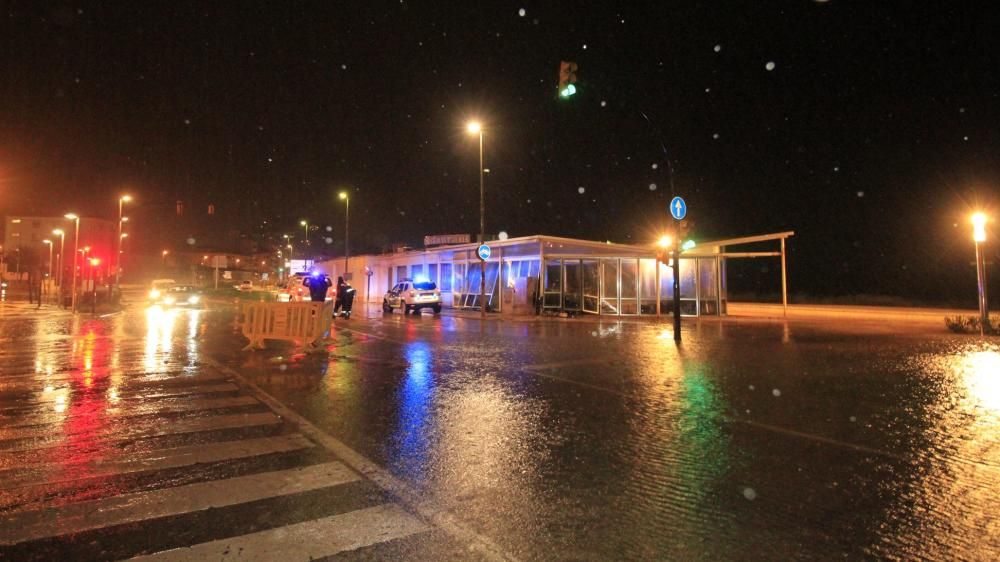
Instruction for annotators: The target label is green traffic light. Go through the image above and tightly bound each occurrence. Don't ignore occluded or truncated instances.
[559,84,577,98]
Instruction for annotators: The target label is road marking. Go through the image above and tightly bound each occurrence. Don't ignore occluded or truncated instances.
[522,357,617,372]
[334,325,408,345]
[132,503,430,561]
[0,412,283,453]
[1,383,239,409]
[2,395,261,428]
[0,462,359,545]
[203,357,517,562]
[731,419,906,460]
[0,370,228,391]
[0,434,314,490]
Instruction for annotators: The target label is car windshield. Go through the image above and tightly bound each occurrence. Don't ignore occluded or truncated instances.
[414,282,436,290]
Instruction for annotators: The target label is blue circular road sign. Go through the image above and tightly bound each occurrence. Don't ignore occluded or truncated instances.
[477,244,492,261]
[669,196,687,220]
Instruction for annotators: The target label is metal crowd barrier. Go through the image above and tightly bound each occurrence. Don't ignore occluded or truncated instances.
[239,300,334,351]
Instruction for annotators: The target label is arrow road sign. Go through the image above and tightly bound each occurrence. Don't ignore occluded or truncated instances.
[670,196,687,220]
[477,244,492,261]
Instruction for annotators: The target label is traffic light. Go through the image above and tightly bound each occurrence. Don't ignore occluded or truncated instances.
[558,61,578,98]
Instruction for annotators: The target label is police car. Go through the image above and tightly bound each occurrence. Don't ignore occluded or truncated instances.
[382,278,442,314]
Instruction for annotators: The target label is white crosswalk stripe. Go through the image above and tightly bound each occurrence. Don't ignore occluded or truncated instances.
[0,462,361,545]
[0,359,437,560]
[131,504,431,562]
[0,411,283,453]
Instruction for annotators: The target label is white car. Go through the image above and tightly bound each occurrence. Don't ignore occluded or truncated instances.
[277,272,334,302]
[383,279,442,314]
[235,280,253,292]
[148,279,177,301]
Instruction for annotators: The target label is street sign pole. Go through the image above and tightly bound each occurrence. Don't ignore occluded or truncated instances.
[478,244,491,317]
[673,222,682,342]
[669,196,687,342]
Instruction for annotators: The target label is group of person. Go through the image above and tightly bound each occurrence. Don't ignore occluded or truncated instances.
[304,273,355,318]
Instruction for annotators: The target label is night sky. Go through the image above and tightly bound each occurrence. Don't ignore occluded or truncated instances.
[2,1,998,302]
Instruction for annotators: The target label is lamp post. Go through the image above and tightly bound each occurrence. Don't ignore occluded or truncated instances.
[64,213,80,312]
[115,195,132,287]
[161,249,169,269]
[300,220,309,248]
[972,212,989,335]
[42,239,53,303]
[339,192,350,277]
[89,257,100,314]
[52,229,65,289]
[283,234,293,265]
[467,120,486,317]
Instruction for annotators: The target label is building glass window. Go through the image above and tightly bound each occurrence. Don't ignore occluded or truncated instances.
[440,263,453,292]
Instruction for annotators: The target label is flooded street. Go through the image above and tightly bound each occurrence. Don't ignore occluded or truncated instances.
[2,300,999,560]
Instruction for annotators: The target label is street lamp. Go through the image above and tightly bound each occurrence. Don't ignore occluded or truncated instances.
[52,229,65,289]
[283,234,293,264]
[161,249,169,269]
[339,192,350,277]
[972,212,990,335]
[116,195,132,287]
[64,213,80,312]
[300,220,309,247]
[467,120,486,317]
[42,239,53,301]
[89,257,101,314]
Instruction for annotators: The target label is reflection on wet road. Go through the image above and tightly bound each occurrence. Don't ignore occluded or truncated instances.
[228,306,1000,560]
[2,300,999,560]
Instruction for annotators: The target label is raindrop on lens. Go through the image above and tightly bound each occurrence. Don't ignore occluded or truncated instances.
[765,61,776,71]
[772,388,781,397]
[518,8,526,17]
[577,187,585,194]
[743,487,757,500]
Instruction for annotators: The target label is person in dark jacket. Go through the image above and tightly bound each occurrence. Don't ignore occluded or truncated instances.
[305,272,331,302]
[333,276,348,316]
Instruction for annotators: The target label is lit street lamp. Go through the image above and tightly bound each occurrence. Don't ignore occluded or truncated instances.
[161,249,169,269]
[42,239,53,301]
[339,192,350,276]
[64,213,80,312]
[89,257,101,314]
[467,120,486,317]
[52,229,65,289]
[300,220,309,248]
[972,212,990,335]
[283,234,293,264]
[116,195,132,287]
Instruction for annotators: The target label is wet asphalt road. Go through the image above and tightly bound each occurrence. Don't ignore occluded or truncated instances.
[2,298,999,560]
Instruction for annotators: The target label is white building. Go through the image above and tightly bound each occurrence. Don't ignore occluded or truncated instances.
[314,232,793,317]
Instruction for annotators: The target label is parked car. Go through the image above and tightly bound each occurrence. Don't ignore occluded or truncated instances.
[383,279,441,314]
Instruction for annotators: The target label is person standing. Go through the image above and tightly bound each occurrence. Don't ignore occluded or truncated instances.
[333,276,348,316]
[305,273,331,302]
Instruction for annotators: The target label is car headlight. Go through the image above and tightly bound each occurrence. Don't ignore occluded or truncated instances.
[188,295,200,304]
[163,296,176,305]
[150,289,161,299]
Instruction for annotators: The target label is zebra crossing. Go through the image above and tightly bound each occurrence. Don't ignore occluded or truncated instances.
[0,321,440,560]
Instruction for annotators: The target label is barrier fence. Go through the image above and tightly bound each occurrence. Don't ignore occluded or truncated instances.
[239,300,334,351]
